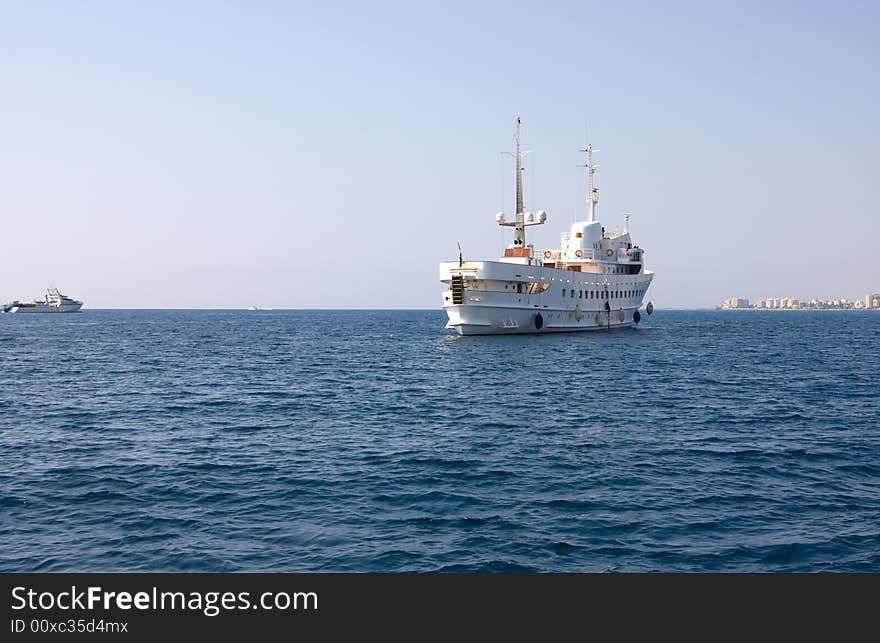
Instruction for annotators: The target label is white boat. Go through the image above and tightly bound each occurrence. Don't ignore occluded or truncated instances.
[9,288,83,313]
[439,117,654,335]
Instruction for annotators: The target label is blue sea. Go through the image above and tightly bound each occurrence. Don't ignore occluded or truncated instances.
[1,310,879,572]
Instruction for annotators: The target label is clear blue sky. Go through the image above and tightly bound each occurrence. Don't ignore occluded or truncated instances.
[3,1,878,308]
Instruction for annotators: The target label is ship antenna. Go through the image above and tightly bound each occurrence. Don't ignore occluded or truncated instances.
[514,116,525,247]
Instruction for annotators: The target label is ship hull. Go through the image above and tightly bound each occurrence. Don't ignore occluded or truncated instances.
[440,259,653,336]
[444,303,638,335]
[10,303,82,313]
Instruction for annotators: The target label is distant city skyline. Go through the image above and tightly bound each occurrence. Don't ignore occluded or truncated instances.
[720,292,880,310]
[3,1,878,308]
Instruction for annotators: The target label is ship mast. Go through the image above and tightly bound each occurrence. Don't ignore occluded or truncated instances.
[495,116,545,249]
[581,143,599,223]
[514,116,525,246]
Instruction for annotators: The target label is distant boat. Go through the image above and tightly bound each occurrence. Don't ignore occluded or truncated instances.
[247,306,273,311]
[7,288,83,313]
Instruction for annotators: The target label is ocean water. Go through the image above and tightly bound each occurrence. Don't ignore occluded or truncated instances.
[1,309,879,572]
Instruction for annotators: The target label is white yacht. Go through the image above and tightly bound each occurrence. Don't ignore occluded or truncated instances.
[8,288,83,313]
[439,117,654,335]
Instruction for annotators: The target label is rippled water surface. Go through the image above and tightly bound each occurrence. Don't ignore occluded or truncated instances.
[1,310,879,572]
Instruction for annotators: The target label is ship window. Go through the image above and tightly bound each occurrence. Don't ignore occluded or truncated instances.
[570,289,575,297]
[578,290,582,298]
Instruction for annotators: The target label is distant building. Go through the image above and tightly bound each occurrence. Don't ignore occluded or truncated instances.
[755,298,766,309]
[766,298,779,309]
[867,293,880,309]
[721,297,750,309]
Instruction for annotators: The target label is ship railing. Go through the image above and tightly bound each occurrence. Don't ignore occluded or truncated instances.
[539,249,595,263]
[539,250,562,264]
